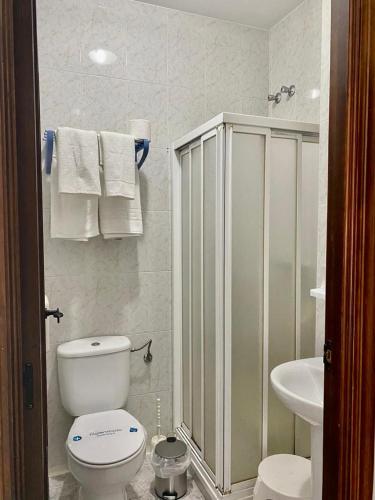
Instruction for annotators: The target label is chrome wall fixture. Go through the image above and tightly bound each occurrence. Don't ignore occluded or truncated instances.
[281,84,296,97]
[268,85,296,105]
[268,92,282,104]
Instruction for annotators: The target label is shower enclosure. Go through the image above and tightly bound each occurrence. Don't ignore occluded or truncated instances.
[172,113,319,498]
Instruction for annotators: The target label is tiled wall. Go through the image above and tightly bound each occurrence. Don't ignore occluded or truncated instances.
[268,0,330,356]
[315,0,331,355]
[37,0,269,475]
[268,0,322,123]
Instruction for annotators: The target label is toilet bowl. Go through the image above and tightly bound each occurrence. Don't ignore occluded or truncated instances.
[67,409,146,500]
[57,337,147,500]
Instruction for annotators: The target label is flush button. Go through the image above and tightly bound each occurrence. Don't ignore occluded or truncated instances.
[91,342,100,346]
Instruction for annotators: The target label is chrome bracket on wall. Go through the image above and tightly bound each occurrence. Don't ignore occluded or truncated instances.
[281,84,296,97]
[268,92,282,104]
[131,339,153,363]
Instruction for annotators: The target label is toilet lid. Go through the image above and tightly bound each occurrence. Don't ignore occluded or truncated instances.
[67,409,145,465]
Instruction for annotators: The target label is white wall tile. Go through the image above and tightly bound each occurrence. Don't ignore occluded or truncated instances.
[126,390,172,444]
[268,0,329,356]
[205,87,243,120]
[148,272,172,333]
[125,1,168,84]
[45,274,98,342]
[167,11,206,89]
[39,68,83,131]
[168,86,205,142]
[242,97,268,116]
[136,211,171,272]
[139,148,170,212]
[315,0,331,355]
[269,0,322,123]
[36,0,81,72]
[81,75,129,132]
[128,331,172,396]
[80,1,127,78]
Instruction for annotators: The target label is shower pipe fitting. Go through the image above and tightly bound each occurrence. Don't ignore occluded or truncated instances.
[281,84,296,97]
[268,92,282,104]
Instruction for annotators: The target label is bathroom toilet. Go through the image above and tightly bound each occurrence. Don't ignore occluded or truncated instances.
[57,336,146,500]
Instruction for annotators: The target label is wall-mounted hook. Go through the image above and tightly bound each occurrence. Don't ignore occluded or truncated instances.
[268,92,282,104]
[131,339,153,363]
[281,85,296,98]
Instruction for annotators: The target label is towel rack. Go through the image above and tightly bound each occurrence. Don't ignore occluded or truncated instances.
[43,129,150,175]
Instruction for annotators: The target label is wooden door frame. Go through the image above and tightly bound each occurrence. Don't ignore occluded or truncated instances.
[0,0,47,498]
[0,0,374,498]
[323,0,375,498]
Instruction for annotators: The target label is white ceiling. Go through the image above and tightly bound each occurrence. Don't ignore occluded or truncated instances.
[135,0,305,29]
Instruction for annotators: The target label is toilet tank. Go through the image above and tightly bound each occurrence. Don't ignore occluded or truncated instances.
[57,336,131,416]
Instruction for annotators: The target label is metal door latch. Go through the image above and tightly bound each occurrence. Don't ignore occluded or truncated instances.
[45,307,64,323]
[323,341,333,366]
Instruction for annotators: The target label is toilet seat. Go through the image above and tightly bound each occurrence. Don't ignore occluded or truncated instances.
[67,409,145,466]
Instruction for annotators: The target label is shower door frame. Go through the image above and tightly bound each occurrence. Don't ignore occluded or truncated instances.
[223,123,272,494]
[173,124,227,494]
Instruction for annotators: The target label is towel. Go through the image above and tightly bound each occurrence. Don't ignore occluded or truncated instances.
[56,127,101,195]
[50,158,99,240]
[100,131,136,198]
[99,167,143,239]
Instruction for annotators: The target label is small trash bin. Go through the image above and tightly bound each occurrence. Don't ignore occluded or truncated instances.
[151,436,190,499]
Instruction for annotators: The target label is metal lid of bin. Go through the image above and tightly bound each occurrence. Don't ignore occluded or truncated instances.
[155,436,187,459]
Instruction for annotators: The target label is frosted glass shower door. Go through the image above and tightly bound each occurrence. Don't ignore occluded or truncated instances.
[267,136,298,456]
[226,126,267,486]
[179,129,223,484]
[180,141,203,449]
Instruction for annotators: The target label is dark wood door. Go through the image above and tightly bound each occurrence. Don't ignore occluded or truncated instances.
[323,0,375,499]
[0,0,48,498]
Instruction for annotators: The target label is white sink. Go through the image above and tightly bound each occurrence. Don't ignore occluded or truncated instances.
[270,357,323,426]
[270,357,324,500]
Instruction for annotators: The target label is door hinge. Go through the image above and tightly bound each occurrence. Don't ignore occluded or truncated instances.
[23,362,34,409]
[323,341,333,367]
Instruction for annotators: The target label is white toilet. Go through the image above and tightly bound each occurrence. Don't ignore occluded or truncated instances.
[57,336,146,500]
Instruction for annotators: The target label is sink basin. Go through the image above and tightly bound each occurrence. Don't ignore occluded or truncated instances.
[270,357,324,500]
[270,357,323,426]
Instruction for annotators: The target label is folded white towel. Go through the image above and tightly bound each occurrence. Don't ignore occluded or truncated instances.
[50,158,99,240]
[56,127,101,195]
[100,131,135,198]
[99,167,143,239]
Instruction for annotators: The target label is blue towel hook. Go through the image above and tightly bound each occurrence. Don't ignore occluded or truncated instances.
[135,139,150,169]
[44,129,55,175]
